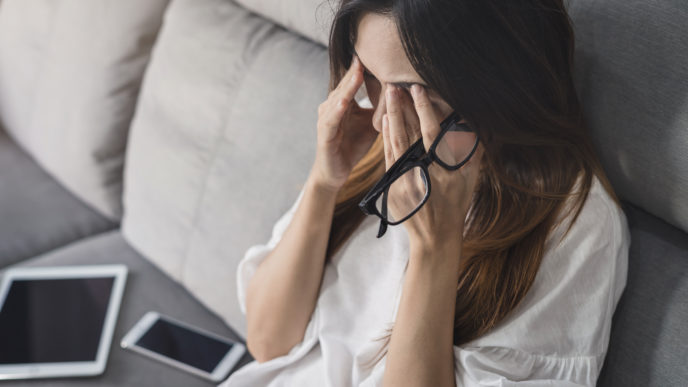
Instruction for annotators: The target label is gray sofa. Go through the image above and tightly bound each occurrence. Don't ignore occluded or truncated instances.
[0,0,685,386]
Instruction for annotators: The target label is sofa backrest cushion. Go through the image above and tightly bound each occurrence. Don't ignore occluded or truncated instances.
[568,0,688,234]
[121,0,329,336]
[0,0,169,219]
[235,0,334,47]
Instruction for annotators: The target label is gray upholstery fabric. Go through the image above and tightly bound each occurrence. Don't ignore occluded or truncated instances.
[567,1,688,384]
[0,230,254,386]
[567,0,688,234]
[0,129,117,268]
[598,202,688,387]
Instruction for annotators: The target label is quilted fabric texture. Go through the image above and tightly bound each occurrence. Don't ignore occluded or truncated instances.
[121,0,329,336]
[0,0,169,219]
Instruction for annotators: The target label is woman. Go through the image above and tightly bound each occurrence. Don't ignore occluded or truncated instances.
[223,0,630,385]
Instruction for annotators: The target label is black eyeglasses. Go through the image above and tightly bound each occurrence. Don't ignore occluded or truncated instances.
[358,111,479,238]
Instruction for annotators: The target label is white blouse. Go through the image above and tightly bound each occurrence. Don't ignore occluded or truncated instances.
[221,175,630,386]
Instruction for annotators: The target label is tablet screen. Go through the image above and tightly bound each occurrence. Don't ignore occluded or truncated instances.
[0,277,115,364]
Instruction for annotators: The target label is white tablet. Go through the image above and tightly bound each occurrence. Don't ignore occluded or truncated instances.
[0,264,128,380]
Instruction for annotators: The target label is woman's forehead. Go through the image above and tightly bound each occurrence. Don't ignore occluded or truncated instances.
[353,13,425,88]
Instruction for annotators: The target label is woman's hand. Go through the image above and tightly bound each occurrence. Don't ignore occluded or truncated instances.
[310,55,378,193]
[382,83,484,253]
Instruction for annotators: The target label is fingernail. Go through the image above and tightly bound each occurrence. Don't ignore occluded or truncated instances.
[411,84,420,96]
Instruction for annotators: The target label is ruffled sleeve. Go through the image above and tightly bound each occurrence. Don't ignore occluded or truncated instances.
[236,189,305,316]
[357,345,595,387]
[234,189,322,362]
[225,189,325,385]
[453,346,596,386]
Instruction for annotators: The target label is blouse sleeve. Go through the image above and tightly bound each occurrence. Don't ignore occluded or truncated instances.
[234,188,322,364]
[236,188,305,316]
[452,346,596,386]
[358,346,596,387]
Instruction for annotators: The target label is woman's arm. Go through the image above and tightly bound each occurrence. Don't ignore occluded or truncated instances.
[382,243,462,387]
[244,54,376,363]
[379,83,483,386]
[244,174,338,363]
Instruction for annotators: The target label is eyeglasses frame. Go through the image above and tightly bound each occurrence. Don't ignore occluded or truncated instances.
[358,111,480,238]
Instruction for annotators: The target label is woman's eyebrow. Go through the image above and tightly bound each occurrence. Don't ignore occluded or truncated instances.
[352,48,429,90]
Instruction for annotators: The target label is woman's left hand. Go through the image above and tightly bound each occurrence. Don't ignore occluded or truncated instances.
[382,83,484,254]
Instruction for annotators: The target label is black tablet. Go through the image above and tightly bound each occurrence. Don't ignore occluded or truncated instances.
[0,265,127,380]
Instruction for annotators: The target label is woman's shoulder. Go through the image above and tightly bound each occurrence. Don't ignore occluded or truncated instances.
[583,173,627,234]
[464,172,630,359]
[548,173,629,253]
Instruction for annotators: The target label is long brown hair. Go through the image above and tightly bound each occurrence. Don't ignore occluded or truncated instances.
[325,0,620,366]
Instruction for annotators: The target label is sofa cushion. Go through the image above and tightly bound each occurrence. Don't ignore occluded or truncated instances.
[235,0,334,47]
[597,202,688,386]
[0,0,169,220]
[567,0,688,233]
[0,128,116,268]
[0,230,253,386]
[121,0,329,337]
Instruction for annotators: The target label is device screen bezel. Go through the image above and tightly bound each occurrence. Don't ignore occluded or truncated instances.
[0,265,128,380]
[120,311,245,383]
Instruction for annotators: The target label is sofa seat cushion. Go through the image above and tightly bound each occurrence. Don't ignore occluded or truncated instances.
[598,202,688,386]
[0,129,116,268]
[0,230,253,386]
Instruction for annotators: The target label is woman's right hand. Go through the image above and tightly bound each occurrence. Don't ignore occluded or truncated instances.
[310,55,377,193]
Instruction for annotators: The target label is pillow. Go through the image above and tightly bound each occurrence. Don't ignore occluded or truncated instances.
[0,0,170,219]
[235,0,335,47]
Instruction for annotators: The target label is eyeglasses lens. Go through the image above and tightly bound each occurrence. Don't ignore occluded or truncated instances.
[435,123,478,167]
[374,166,428,223]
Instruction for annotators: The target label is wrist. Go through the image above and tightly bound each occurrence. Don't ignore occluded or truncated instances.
[306,171,342,198]
[408,236,463,264]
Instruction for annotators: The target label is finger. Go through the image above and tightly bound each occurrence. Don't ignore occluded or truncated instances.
[318,99,350,142]
[385,84,409,159]
[410,84,441,151]
[398,89,422,144]
[382,114,394,170]
[332,55,364,105]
